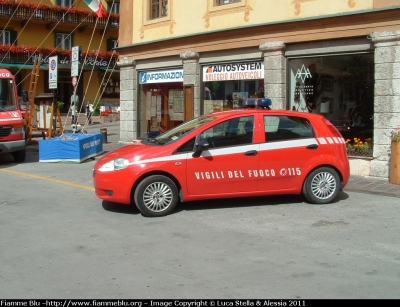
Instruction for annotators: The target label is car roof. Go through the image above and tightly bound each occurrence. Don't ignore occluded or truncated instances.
[206,108,323,120]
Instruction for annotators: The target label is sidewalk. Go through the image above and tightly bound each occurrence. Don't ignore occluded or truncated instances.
[44,118,400,199]
[344,175,400,198]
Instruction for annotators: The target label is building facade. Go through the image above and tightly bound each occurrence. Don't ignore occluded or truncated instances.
[0,0,120,115]
[116,0,400,178]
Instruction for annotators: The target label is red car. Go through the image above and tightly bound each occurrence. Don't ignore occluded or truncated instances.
[93,99,349,217]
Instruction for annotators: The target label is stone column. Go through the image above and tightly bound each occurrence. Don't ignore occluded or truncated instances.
[370,31,400,178]
[117,56,137,143]
[180,51,201,117]
[259,41,286,110]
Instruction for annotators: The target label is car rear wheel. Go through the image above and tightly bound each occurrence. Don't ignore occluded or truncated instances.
[134,175,178,217]
[302,167,340,204]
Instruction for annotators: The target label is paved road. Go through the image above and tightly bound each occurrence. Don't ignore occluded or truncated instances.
[0,123,399,299]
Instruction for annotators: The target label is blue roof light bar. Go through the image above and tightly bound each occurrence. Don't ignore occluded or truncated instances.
[238,98,272,109]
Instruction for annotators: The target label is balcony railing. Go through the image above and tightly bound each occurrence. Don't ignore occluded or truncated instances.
[0,3,119,28]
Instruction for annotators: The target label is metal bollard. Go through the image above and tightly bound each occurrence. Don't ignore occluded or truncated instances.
[100,128,108,144]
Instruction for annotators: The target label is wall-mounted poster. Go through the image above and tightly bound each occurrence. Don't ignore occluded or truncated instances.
[168,89,184,121]
[151,95,157,116]
[146,91,152,120]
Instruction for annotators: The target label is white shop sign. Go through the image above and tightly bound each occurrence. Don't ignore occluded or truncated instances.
[203,61,264,81]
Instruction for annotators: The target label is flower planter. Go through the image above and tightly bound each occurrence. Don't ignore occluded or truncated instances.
[100,114,120,124]
[348,156,372,176]
[389,141,400,185]
[100,116,112,124]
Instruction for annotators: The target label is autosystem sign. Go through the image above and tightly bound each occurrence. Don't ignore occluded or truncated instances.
[203,62,264,81]
[139,69,184,84]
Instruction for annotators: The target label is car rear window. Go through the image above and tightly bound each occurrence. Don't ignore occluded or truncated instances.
[264,115,314,142]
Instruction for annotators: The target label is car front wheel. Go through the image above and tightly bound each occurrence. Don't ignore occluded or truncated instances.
[12,148,26,163]
[134,175,178,217]
[302,167,340,204]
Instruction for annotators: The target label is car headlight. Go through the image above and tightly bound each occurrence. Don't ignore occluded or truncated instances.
[98,158,129,172]
[11,127,24,134]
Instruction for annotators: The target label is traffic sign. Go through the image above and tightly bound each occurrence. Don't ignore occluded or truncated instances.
[71,62,79,77]
[48,55,58,89]
[72,46,80,62]
[72,76,77,86]
[71,46,81,77]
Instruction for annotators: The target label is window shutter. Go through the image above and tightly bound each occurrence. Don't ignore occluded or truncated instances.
[55,0,61,5]
[10,30,17,45]
[107,39,115,51]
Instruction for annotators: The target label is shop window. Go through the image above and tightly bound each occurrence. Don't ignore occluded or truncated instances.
[288,54,374,155]
[203,80,265,112]
[138,83,184,138]
[215,0,241,6]
[149,0,168,20]
[202,62,264,112]
[101,78,120,99]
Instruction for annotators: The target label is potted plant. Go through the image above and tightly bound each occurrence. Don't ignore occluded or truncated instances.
[346,137,372,157]
[92,102,101,116]
[57,101,64,110]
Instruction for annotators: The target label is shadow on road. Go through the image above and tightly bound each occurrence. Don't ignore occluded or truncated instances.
[102,200,141,215]
[100,191,350,217]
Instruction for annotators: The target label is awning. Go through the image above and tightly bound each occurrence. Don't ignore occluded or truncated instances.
[99,67,120,71]
[0,63,47,69]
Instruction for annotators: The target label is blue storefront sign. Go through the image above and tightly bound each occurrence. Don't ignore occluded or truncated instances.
[139,69,184,84]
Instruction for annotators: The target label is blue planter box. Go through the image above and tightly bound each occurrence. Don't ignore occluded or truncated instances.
[39,132,103,163]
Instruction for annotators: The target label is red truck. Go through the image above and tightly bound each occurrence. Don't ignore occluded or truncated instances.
[0,68,27,162]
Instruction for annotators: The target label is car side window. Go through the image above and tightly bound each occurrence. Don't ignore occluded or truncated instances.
[175,137,196,153]
[264,115,314,142]
[200,116,254,148]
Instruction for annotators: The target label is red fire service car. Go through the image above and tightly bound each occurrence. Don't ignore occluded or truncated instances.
[0,68,27,162]
[93,98,350,217]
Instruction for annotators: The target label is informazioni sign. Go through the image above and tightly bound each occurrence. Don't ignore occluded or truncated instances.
[203,62,264,81]
[139,69,184,84]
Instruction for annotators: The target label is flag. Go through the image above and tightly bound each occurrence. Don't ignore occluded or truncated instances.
[84,0,106,18]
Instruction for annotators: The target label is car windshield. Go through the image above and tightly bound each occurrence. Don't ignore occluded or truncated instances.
[0,78,17,111]
[154,115,216,145]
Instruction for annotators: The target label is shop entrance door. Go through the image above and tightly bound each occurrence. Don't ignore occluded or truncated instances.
[184,85,193,122]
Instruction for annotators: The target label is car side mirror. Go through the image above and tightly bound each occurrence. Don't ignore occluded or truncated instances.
[192,140,210,158]
[22,90,28,102]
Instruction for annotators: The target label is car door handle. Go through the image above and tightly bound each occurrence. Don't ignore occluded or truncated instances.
[244,150,258,156]
[306,144,318,149]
